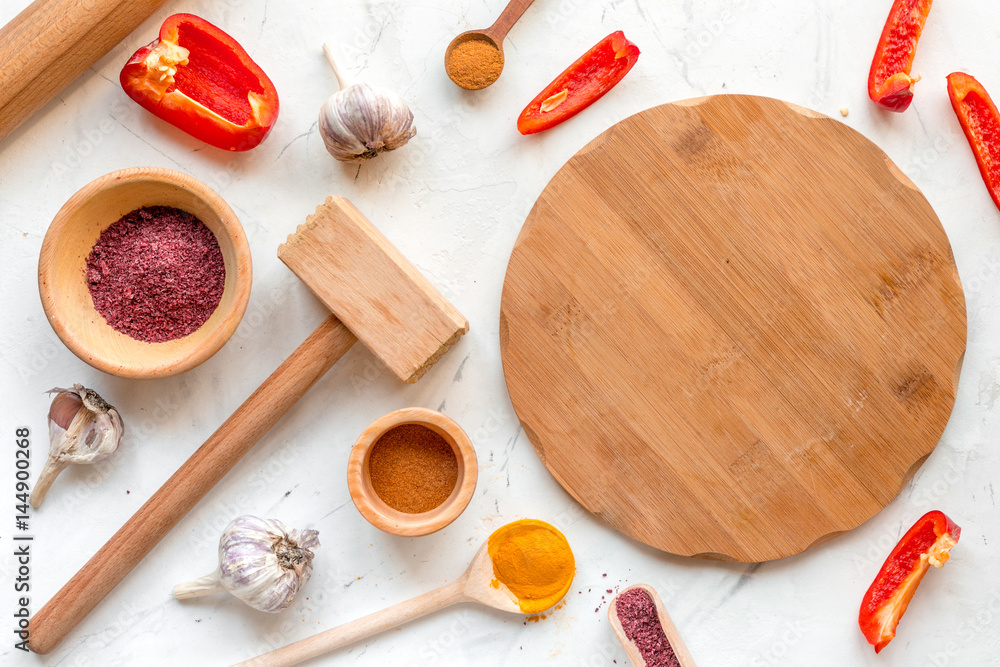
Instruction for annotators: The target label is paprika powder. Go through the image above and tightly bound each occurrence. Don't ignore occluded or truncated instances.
[367,424,458,514]
[445,37,504,90]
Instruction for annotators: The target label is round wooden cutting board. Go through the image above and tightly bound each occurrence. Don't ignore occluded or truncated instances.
[499,95,967,563]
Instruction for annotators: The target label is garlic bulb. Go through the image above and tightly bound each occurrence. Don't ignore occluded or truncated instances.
[173,515,320,613]
[318,43,416,162]
[29,384,124,508]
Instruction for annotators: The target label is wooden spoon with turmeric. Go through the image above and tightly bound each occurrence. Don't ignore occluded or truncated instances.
[233,519,574,667]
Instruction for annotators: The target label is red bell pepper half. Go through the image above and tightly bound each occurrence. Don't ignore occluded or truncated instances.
[868,0,933,112]
[859,510,960,653]
[947,72,1000,212]
[121,14,279,151]
[517,31,639,135]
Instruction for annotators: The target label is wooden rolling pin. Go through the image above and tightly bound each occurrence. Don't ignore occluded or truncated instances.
[0,0,170,145]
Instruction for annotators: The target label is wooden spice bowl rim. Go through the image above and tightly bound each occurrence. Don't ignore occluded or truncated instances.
[347,407,478,537]
[38,166,252,379]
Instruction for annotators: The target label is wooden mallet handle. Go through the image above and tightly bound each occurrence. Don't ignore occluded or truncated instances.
[0,0,170,145]
[28,316,357,654]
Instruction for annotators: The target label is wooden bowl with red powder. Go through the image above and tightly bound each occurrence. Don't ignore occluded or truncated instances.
[39,167,252,379]
[348,407,478,537]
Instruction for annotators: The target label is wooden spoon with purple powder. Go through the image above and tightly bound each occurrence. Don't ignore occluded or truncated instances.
[609,584,698,667]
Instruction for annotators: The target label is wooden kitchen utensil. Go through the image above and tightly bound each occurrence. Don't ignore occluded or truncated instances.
[444,0,536,89]
[347,407,479,537]
[0,0,171,145]
[38,167,252,379]
[232,539,524,667]
[610,585,697,667]
[500,95,966,563]
[28,197,468,654]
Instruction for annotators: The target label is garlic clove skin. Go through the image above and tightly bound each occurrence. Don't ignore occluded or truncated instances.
[319,83,417,162]
[173,515,320,613]
[30,384,124,508]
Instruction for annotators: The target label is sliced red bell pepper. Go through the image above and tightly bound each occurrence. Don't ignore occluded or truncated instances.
[859,510,960,653]
[517,31,639,135]
[120,14,279,151]
[868,0,933,112]
[947,72,1000,212]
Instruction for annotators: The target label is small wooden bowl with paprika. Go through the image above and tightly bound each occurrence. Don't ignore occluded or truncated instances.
[348,407,478,537]
[38,166,252,379]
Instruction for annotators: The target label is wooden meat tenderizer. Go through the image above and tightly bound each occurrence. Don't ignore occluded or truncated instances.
[28,196,468,654]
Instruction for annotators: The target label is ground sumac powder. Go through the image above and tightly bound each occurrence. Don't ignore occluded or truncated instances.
[616,588,680,667]
[367,424,458,513]
[86,206,225,343]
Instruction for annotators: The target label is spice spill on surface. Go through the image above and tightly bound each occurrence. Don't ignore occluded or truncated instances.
[522,600,565,625]
[367,424,458,513]
[86,206,225,343]
[615,588,680,667]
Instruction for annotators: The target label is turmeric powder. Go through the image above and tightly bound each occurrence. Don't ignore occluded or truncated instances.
[487,519,575,613]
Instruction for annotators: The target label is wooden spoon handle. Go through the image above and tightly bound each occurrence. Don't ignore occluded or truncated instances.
[28,315,358,655]
[485,0,537,43]
[0,0,170,145]
[233,581,467,667]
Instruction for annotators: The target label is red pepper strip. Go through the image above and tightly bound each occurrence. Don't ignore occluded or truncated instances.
[859,510,960,653]
[947,72,1000,212]
[517,31,639,135]
[120,14,279,151]
[867,0,933,112]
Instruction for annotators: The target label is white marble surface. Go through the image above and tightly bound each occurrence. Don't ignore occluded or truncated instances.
[1,0,999,665]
